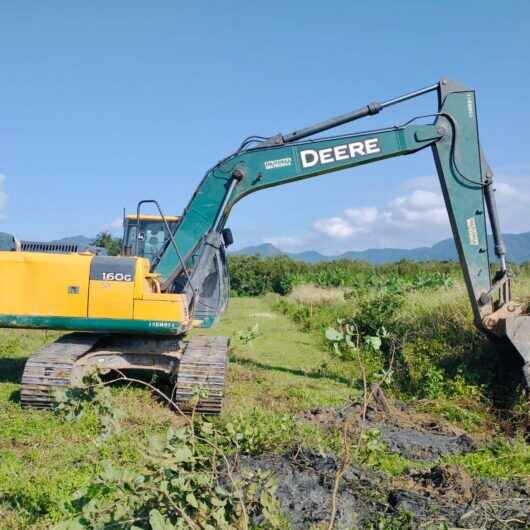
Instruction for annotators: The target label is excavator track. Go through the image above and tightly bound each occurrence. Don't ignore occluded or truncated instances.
[20,333,103,409]
[20,333,229,414]
[173,335,229,414]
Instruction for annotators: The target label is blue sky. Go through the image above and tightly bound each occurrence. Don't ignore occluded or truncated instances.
[1,1,528,254]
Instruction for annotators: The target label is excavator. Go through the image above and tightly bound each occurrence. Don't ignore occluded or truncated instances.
[1,78,529,414]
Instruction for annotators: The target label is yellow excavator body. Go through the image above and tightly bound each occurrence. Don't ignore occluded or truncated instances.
[0,251,190,334]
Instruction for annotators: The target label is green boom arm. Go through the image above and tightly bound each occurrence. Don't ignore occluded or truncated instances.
[155,79,501,328]
[156,124,441,278]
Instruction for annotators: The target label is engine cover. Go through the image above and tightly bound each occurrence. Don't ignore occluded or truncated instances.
[0,252,190,335]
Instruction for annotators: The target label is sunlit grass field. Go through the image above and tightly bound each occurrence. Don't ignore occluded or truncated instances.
[0,271,529,528]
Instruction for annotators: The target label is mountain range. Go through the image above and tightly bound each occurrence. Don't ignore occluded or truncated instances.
[232,231,530,264]
[49,232,530,264]
[52,235,94,247]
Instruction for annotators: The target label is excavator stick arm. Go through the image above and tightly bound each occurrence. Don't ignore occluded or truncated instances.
[431,80,493,324]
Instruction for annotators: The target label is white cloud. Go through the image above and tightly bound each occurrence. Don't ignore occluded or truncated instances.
[265,165,530,253]
[344,206,378,225]
[312,187,449,246]
[393,190,441,210]
[101,217,123,233]
[494,182,517,198]
[313,216,358,238]
[266,181,452,252]
[0,175,7,220]
[491,174,530,233]
[388,190,448,226]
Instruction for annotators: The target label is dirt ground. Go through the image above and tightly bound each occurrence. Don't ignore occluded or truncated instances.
[235,399,530,529]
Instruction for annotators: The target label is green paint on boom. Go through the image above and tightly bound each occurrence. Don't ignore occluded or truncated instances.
[155,124,441,284]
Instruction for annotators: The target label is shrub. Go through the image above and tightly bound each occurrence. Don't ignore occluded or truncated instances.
[58,424,283,529]
[228,255,458,297]
[222,410,295,454]
[228,255,306,296]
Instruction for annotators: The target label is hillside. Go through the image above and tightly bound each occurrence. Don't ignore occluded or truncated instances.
[233,231,530,264]
[34,230,530,264]
[51,235,94,246]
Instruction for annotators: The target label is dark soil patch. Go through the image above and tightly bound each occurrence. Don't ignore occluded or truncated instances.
[299,399,478,461]
[237,449,530,529]
[238,449,387,529]
[391,464,530,529]
[379,425,475,460]
[260,399,530,527]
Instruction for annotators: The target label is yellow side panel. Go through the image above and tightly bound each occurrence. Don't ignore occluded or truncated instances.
[0,252,91,317]
[141,292,187,302]
[133,258,152,299]
[88,281,134,319]
[133,294,188,323]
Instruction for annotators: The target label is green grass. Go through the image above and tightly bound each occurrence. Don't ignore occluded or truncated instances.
[447,436,530,480]
[196,296,355,414]
[1,292,529,528]
[0,297,355,528]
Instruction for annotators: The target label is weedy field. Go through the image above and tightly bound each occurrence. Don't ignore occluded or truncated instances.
[1,258,530,529]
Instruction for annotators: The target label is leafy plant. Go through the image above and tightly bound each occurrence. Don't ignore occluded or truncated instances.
[223,410,294,455]
[54,371,124,444]
[357,428,387,466]
[237,323,261,344]
[366,510,416,530]
[57,424,283,529]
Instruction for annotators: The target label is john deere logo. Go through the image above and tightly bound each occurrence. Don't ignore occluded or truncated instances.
[300,138,380,169]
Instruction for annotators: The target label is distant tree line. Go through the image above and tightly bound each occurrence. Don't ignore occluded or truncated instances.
[92,232,121,256]
[227,255,461,296]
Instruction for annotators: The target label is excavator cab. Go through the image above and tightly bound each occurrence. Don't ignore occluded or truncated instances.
[121,214,180,263]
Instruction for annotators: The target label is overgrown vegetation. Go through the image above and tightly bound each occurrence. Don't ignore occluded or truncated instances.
[228,255,458,296]
[1,258,530,528]
[229,254,530,297]
[269,257,529,416]
[55,414,283,529]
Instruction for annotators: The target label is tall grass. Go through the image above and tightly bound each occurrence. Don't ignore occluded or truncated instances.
[274,266,530,429]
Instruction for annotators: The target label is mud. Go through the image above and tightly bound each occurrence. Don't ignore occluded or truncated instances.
[239,449,386,529]
[299,400,478,461]
[390,465,530,529]
[233,400,529,528]
[379,425,475,461]
[238,450,530,529]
